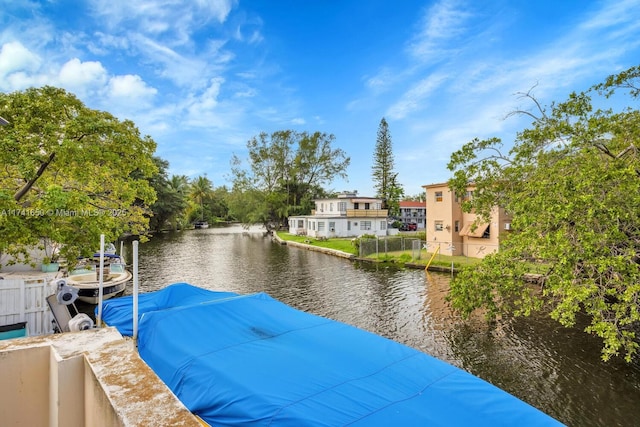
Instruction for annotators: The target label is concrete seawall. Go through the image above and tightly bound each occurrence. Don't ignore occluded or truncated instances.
[273,234,356,260]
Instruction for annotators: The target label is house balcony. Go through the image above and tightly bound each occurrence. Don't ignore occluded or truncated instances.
[346,209,388,218]
[310,209,389,218]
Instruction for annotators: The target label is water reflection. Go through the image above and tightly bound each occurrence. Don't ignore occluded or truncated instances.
[120,225,639,427]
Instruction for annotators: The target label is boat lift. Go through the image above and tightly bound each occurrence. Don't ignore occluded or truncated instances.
[46,279,94,332]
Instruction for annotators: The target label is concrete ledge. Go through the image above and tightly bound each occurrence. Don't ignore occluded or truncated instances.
[0,328,201,427]
[276,237,356,260]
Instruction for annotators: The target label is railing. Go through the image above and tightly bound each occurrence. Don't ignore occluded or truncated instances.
[310,209,389,218]
[346,209,388,217]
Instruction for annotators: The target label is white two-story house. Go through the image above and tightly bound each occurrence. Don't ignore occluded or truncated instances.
[288,192,389,238]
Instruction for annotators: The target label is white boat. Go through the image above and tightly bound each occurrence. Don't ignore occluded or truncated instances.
[66,253,132,304]
[194,221,209,229]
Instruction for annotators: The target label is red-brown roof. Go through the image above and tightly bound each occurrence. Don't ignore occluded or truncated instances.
[399,201,425,208]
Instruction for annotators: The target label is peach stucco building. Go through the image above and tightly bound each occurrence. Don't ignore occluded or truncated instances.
[423,182,511,259]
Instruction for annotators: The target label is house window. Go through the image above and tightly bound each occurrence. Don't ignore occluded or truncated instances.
[482,225,490,239]
[435,191,443,202]
[297,219,304,228]
[360,221,371,230]
[380,221,386,230]
[435,220,444,231]
[329,221,336,232]
[454,220,459,232]
[318,222,325,231]
[354,202,359,210]
[347,221,351,231]
[338,202,347,212]
[330,203,334,212]
[364,203,370,209]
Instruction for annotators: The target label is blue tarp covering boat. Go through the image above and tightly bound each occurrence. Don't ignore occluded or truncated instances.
[101,283,563,426]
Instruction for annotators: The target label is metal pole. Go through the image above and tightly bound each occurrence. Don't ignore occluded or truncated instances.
[96,234,105,327]
[133,240,139,341]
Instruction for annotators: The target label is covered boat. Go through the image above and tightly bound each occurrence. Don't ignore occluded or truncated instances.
[101,283,563,426]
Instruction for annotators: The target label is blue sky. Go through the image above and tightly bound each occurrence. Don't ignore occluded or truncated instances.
[1,0,639,197]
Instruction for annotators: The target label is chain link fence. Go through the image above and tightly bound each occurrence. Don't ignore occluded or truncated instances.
[358,237,422,259]
[358,237,499,261]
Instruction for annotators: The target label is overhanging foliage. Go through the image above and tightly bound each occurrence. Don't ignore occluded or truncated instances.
[447,66,640,362]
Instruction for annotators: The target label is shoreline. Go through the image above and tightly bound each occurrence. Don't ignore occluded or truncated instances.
[271,233,456,273]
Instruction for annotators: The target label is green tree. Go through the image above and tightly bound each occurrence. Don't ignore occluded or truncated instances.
[148,157,188,232]
[0,86,157,266]
[210,185,231,220]
[372,118,403,216]
[230,130,349,229]
[447,66,640,362]
[188,175,214,224]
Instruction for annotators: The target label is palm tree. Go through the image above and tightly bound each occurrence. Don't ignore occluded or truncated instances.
[169,175,190,195]
[189,175,214,224]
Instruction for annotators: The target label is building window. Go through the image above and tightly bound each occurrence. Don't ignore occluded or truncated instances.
[360,221,371,230]
[454,220,459,232]
[435,220,443,231]
[330,203,333,212]
[380,221,386,230]
[482,225,490,239]
[318,221,325,231]
[347,221,351,231]
[338,202,347,212]
[297,219,304,228]
[329,221,336,232]
[435,191,443,202]
[354,202,359,210]
[364,202,370,209]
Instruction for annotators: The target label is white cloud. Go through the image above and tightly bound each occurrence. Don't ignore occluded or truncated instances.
[89,0,235,34]
[130,33,214,88]
[108,74,157,100]
[58,58,108,96]
[185,77,233,127]
[0,41,41,85]
[407,0,471,61]
[386,73,448,120]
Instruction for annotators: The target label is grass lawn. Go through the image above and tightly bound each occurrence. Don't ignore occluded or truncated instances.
[275,231,481,269]
[276,231,358,255]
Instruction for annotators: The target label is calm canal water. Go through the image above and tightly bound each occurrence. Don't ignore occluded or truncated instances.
[121,224,639,427]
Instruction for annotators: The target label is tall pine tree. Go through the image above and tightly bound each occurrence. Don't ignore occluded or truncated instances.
[372,118,403,216]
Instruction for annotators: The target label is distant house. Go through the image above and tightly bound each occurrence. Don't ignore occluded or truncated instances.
[288,192,389,238]
[398,200,426,230]
[423,182,511,259]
